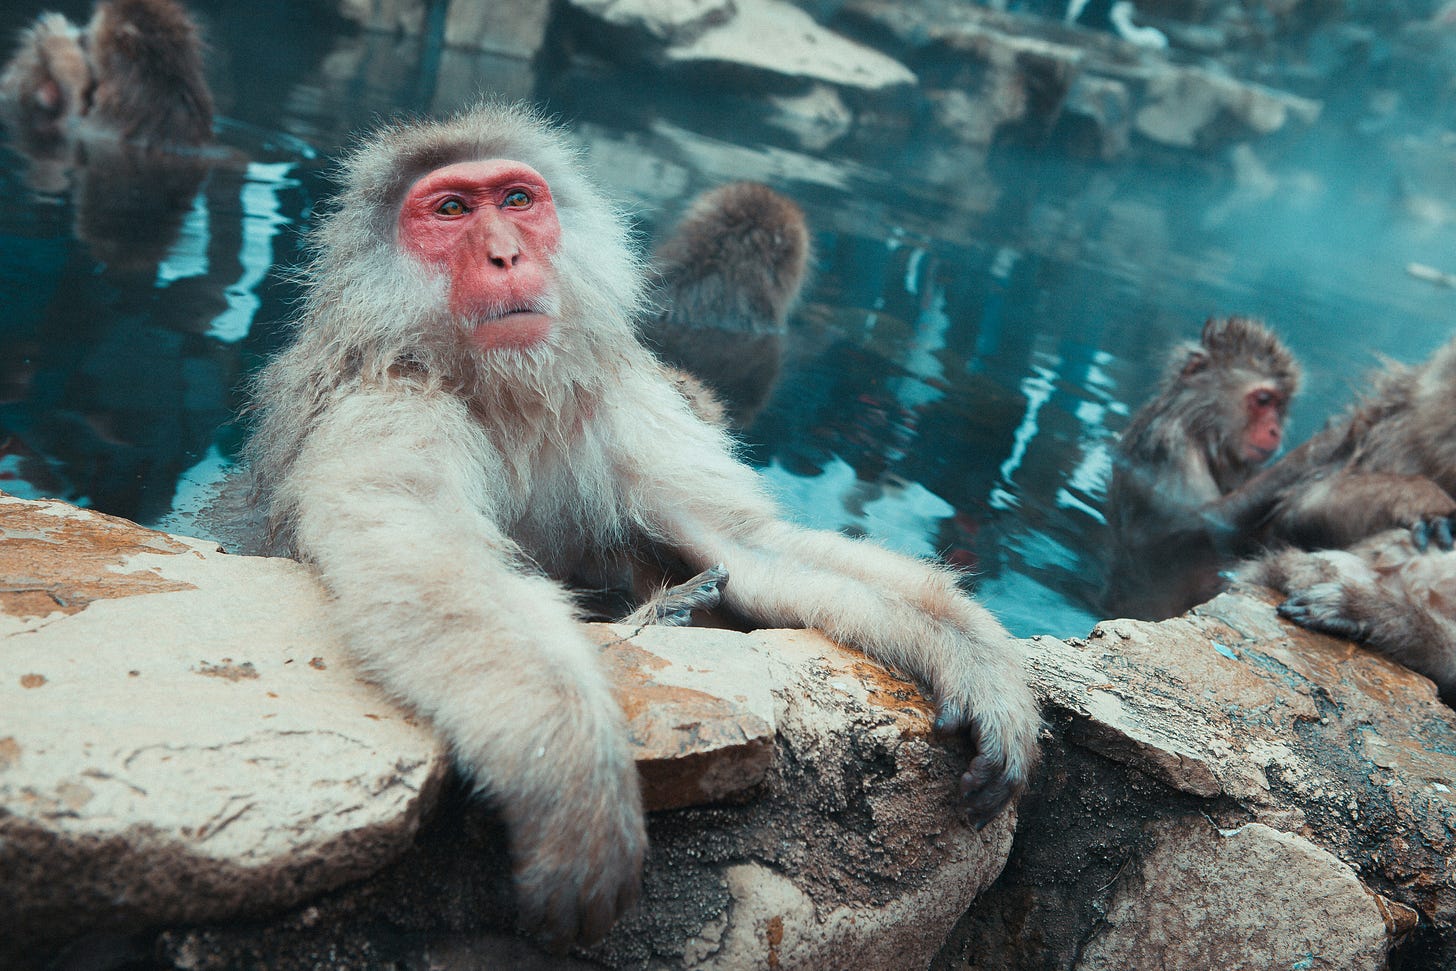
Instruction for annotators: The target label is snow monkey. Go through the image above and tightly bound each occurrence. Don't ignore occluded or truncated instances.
[1104,316,1302,620]
[641,181,810,428]
[0,0,212,147]
[1246,522,1456,703]
[245,102,1041,947]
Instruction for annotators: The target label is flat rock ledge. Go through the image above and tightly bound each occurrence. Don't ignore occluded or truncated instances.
[8,493,1456,969]
[940,590,1456,971]
[2,494,1007,970]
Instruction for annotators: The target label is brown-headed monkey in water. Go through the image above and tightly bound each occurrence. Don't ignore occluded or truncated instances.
[1259,333,1456,549]
[1104,316,1301,620]
[245,102,1041,948]
[0,0,212,148]
[641,181,810,428]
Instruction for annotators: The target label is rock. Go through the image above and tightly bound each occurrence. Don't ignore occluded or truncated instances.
[765,83,854,152]
[0,495,449,956]
[1059,74,1131,159]
[154,624,1011,971]
[3,495,1010,969]
[1079,820,1414,969]
[839,0,1321,155]
[1132,63,1321,149]
[566,0,917,93]
[337,0,427,35]
[667,0,916,91]
[566,0,735,44]
[443,1,552,56]
[939,587,1454,969]
[336,0,549,57]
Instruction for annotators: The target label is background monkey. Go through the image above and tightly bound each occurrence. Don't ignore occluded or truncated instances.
[0,0,212,148]
[640,181,810,428]
[246,101,1040,947]
[1104,316,1301,619]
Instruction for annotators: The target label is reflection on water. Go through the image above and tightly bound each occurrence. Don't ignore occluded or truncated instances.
[2,1,1454,638]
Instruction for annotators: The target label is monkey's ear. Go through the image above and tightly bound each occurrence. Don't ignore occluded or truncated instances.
[1180,350,1210,379]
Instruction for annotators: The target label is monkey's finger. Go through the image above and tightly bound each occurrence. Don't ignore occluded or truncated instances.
[932,699,969,734]
[1279,597,1364,641]
[959,750,1025,830]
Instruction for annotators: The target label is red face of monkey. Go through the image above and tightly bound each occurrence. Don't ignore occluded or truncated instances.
[1241,384,1285,463]
[397,159,562,352]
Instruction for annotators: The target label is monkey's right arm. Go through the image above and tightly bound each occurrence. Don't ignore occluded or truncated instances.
[1267,470,1456,550]
[1252,532,1456,699]
[273,384,644,948]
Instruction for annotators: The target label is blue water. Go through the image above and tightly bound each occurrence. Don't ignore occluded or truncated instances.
[2,1,1453,638]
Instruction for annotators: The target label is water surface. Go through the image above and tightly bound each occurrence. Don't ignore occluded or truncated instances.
[2,1,1453,637]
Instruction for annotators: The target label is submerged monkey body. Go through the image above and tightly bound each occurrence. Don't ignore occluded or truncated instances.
[248,102,1038,947]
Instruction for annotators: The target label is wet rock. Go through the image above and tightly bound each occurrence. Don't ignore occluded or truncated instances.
[337,0,550,57]
[567,0,735,44]
[840,0,1321,155]
[939,587,1455,970]
[3,495,1009,969]
[442,1,552,56]
[337,0,427,36]
[765,83,855,151]
[566,0,916,93]
[1132,63,1321,149]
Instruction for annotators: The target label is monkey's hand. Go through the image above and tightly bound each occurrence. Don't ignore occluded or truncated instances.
[486,682,647,949]
[1278,583,1369,642]
[1413,516,1455,552]
[622,564,728,627]
[930,658,1040,829]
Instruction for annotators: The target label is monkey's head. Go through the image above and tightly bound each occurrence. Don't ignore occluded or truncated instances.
[398,159,563,353]
[1174,316,1301,472]
[308,101,646,371]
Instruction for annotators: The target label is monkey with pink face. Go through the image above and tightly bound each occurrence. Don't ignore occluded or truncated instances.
[246,102,1041,947]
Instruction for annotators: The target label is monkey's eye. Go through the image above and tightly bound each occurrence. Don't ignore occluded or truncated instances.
[502,189,532,209]
[1252,390,1277,408]
[435,198,468,217]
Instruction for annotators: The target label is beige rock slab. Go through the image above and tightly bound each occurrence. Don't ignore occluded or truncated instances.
[664,0,917,91]
[1078,819,1414,971]
[0,495,450,937]
[0,495,807,949]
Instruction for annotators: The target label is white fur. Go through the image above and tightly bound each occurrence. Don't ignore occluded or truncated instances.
[247,100,1041,943]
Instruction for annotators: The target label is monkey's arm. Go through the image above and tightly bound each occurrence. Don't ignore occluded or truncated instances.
[1267,470,1456,549]
[615,379,1039,826]
[276,385,643,947]
[1251,534,1456,699]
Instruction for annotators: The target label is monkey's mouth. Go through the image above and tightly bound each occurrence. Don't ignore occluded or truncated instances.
[467,307,554,352]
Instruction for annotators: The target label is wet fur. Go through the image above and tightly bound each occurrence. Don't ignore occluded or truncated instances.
[1246,531,1456,701]
[1104,316,1301,620]
[246,102,1040,946]
[1263,335,1456,548]
[641,181,810,427]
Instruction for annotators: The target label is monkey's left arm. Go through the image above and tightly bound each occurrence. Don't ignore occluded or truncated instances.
[1268,532,1456,698]
[615,374,1041,826]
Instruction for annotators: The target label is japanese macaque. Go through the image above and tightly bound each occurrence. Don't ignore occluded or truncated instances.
[0,13,89,146]
[1245,521,1456,702]
[245,102,1040,947]
[0,0,212,148]
[1259,334,1456,550]
[84,0,213,145]
[1103,316,1301,620]
[639,181,810,428]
